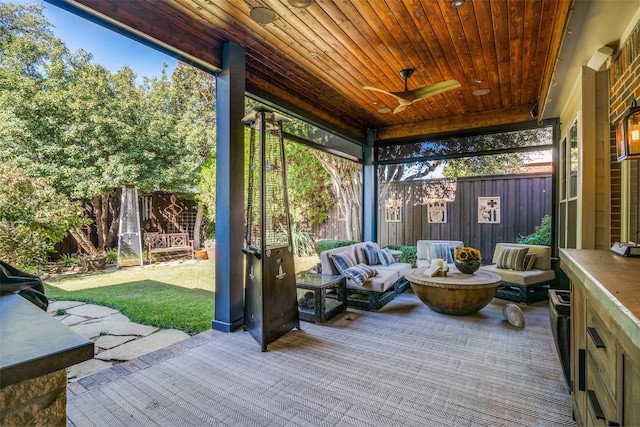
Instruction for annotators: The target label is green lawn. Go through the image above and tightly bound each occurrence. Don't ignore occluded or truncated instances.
[44,261,215,335]
[43,256,320,335]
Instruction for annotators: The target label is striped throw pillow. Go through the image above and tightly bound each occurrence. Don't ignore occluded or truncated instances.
[363,243,380,265]
[524,253,537,270]
[331,251,356,275]
[343,263,377,286]
[496,247,529,271]
[377,248,396,266]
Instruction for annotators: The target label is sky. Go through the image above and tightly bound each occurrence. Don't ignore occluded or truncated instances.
[5,0,177,79]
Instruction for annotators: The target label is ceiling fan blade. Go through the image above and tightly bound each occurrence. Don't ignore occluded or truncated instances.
[393,104,408,114]
[365,79,460,114]
[401,80,461,101]
[363,85,405,102]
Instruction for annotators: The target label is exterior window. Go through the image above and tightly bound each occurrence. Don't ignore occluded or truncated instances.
[570,123,579,198]
[559,119,578,248]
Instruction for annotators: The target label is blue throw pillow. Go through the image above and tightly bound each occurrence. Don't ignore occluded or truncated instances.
[363,243,379,265]
[343,263,376,286]
[331,251,356,275]
[377,248,396,266]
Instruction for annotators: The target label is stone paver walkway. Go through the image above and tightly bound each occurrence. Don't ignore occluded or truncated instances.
[46,301,196,388]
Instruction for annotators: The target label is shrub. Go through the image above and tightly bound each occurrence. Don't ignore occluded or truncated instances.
[0,164,87,273]
[517,215,552,246]
[384,244,417,267]
[59,254,83,268]
[275,223,315,257]
[314,240,359,256]
[105,248,118,264]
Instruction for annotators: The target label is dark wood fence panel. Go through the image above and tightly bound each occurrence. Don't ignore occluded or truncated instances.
[377,173,552,263]
[311,205,348,242]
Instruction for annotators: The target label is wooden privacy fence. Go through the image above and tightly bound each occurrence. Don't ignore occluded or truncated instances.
[312,173,552,264]
[377,173,552,263]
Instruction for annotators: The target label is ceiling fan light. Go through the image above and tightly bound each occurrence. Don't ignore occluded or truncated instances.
[378,107,392,114]
[473,88,491,96]
[250,7,276,24]
[288,0,314,8]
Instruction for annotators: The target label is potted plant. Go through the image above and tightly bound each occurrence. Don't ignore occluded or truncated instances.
[86,253,107,270]
[194,248,208,260]
[204,239,215,261]
[454,247,482,274]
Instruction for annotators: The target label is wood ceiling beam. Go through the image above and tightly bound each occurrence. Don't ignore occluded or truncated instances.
[376,104,533,141]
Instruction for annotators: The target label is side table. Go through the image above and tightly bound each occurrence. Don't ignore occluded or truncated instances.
[296,272,346,323]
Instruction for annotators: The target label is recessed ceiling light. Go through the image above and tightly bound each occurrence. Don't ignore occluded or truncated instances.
[378,107,392,114]
[452,0,465,7]
[473,88,491,96]
[250,7,276,25]
[309,51,318,57]
[288,0,314,8]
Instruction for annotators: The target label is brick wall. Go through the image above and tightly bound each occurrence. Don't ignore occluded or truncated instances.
[609,21,640,243]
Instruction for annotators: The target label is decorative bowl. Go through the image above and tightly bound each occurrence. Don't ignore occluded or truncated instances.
[455,259,481,274]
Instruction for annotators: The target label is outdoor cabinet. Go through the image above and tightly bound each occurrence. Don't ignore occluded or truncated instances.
[561,250,640,426]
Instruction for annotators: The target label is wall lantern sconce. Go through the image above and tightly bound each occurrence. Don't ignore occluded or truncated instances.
[615,99,640,161]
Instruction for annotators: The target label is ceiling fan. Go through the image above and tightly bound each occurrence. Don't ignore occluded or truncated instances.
[363,69,461,114]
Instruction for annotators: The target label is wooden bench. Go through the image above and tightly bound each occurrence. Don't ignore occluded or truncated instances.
[145,233,193,263]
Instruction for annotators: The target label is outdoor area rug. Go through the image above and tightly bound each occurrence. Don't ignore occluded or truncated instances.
[66,291,575,426]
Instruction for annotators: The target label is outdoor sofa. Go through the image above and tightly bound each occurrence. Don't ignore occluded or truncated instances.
[321,242,412,310]
[479,243,556,304]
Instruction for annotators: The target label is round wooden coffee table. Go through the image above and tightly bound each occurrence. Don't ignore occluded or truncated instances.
[404,268,502,315]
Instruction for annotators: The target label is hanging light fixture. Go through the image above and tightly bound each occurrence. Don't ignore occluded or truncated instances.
[614,99,640,161]
[288,0,314,8]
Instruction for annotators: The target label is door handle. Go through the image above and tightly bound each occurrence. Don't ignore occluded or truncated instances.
[587,327,606,349]
[587,389,605,420]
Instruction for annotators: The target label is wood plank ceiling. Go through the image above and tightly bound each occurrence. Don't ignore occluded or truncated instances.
[66,0,571,143]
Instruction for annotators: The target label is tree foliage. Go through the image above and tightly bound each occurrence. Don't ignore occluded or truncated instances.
[517,215,552,246]
[1,3,215,253]
[442,129,551,177]
[284,141,333,226]
[0,163,87,272]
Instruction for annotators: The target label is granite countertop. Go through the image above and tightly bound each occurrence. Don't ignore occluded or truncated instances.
[560,249,640,348]
[0,294,94,388]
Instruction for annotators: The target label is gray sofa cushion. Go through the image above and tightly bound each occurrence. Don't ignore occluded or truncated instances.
[376,262,412,279]
[480,264,556,286]
[346,268,397,292]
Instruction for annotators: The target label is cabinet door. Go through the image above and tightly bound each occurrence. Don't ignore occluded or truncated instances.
[571,278,587,425]
[586,300,618,407]
[620,333,640,426]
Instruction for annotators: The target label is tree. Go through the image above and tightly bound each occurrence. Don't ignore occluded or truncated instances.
[312,152,362,240]
[1,3,215,253]
[0,163,86,273]
[442,153,525,177]
[284,141,333,227]
[442,129,551,177]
